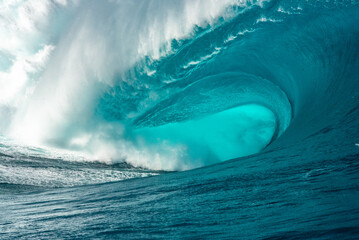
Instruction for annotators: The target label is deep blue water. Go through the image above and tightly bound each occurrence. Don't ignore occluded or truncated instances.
[1,0,359,239]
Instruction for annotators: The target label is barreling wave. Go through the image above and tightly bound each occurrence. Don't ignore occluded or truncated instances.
[0,0,358,174]
[1,1,359,239]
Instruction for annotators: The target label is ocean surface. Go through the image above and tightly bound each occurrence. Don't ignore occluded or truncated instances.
[0,0,359,239]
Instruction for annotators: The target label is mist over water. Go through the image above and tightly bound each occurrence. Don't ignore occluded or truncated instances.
[1,0,359,239]
[0,0,291,170]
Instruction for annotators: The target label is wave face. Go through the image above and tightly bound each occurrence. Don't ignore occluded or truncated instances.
[1,0,359,239]
[0,0,293,170]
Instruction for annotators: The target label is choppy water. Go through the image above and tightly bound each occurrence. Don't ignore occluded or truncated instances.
[0,0,359,239]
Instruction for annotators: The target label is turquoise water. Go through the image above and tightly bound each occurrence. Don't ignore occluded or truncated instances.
[0,0,359,239]
[137,104,277,167]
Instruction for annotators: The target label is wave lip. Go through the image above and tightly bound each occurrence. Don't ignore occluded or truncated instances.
[1,0,359,172]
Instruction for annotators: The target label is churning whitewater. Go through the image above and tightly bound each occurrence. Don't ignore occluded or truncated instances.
[0,0,291,171]
[1,0,359,239]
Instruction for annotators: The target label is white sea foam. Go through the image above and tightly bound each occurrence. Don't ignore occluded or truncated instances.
[0,0,271,171]
[256,16,282,24]
[183,48,222,69]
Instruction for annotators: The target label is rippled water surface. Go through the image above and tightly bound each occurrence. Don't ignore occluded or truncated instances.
[0,0,359,239]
